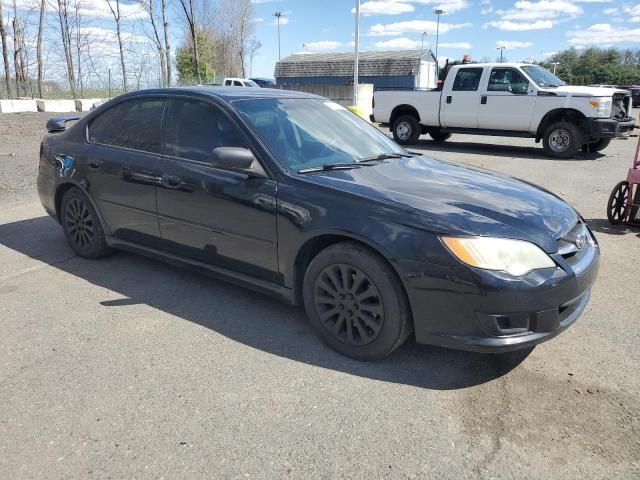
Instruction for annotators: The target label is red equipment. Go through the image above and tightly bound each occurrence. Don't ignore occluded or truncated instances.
[607,133,640,225]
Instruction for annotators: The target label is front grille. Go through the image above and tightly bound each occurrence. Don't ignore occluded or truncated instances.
[556,221,594,268]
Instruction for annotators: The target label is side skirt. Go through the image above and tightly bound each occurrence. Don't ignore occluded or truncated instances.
[106,236,296,305]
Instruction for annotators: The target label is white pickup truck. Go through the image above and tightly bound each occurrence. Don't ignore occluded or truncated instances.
[372,63,635,158]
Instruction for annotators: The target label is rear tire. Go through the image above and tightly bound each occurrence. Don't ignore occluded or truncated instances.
[61,187,112,259]
[428,129,452,142]
[542,121,583,159]
[392,114,420,145]
[302,242,412,360]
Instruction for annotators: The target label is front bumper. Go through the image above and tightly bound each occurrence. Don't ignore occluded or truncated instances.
[394,230,600,353]
[588,117,636,138]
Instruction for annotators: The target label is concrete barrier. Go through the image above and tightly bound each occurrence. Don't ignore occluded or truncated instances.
[36,99,76,112]
[75,98,106,112]
[0,99,38,113]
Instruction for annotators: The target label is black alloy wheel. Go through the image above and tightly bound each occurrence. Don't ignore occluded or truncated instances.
[313,263,384,346]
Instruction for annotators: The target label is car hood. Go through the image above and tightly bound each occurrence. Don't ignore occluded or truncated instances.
[541,85,630,97]
[301,156,579,253]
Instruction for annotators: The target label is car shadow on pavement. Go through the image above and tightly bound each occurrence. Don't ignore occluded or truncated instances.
[408,138,606,161]
[585,218,640,237]
[0,215,532,391]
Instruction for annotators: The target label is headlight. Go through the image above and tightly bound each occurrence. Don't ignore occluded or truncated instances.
[589,97,612,117]
[441,236,556,276]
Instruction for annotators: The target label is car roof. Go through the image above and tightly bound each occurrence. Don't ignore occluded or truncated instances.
[122,86,323,102]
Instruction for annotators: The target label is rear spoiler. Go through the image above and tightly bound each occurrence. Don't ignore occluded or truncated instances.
[46,114,82,133]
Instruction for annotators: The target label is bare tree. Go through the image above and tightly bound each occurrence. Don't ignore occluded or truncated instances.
[161,0,170,86]
[106,0,129,92]
[178,0,200,82]
[55,0,77,98]
[137,0,166,86]
[36,0,45,97]
[0,0,12,97]
[233,0,254,78]
[12,0,28,96]
[249,37,260,77]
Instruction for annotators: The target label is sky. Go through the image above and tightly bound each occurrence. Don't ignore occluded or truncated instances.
[249,0,640,78]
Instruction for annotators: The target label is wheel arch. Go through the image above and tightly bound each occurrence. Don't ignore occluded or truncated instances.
[291,232,410,310]
[536,108,587,141]
[54,181,111,235]
[390,104,421,129]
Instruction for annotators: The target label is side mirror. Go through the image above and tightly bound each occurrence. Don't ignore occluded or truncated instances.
[211,147,255,170]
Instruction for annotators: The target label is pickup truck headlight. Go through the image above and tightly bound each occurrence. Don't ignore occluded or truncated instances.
[441,236,556,276]
[589,97,612,117]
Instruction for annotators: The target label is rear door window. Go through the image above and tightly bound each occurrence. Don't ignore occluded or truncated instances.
[452,68,483,92]
[88,98,165,153]
[163,98,248,162]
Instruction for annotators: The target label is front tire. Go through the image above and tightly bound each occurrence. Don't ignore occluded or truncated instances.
[392,114,420,145]
[61,187,112,259]
[581,138,611,153]
[542,121,583,159]
[302,242,412,360]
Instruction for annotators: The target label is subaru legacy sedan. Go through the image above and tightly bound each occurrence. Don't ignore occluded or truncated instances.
[37,88,599,360]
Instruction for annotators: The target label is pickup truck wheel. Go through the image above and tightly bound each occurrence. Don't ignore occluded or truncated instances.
[428,130,452,142]
[581,138,612,153]
[392,115,420,145]
[542,121,582,159]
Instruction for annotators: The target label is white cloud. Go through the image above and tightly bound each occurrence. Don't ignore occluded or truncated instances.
[353,1,415,16]
[496,40,533,49]
[567,23,640,45]
[485,19,554,30]
[496,0,582,21]
[541,51,559,58]
[374,37,420,49]
[303,40,342,52]
[368,19,471,36]
[624,3,640,22]
[602,7,618,14]
[439,42,472,49]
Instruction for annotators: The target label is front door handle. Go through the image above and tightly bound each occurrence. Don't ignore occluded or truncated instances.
[87,159,103,169]
[162,174,184,189]
[123,167,162,185]
[481,95,487,105]
[446,95,452,104]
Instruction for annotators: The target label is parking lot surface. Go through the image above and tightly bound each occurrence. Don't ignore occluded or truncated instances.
[1,112,639,479]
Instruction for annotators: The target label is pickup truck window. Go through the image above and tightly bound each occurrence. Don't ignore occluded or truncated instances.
[452,68,483,92]
[520,65,565,88]
[488,68,529,94]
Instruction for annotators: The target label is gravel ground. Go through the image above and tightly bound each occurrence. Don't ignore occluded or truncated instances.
[0,112,639,479]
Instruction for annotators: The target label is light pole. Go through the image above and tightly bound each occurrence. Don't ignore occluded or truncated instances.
[433,9,444,63]
[421,31,427,50]
[354,0,360,107]
[273,11,284,60]
[550,61,560,74]
[497,46,506,63]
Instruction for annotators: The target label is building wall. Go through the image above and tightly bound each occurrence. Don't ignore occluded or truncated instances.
[275,75,416,90]
[271,84,375,118]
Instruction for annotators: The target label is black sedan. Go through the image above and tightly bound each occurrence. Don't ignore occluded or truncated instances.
[37,87,599,360]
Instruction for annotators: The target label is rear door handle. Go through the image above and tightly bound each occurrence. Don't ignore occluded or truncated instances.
[446,96,452,104]
[87,159,103,169]
[481,95,487,105]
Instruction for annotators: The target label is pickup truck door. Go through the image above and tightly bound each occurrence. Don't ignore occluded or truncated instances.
[478,67,537,131]
[441,67,485,129]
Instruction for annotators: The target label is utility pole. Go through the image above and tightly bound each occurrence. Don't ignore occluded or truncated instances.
[497,46,506,63]
[354,0,360,107]
[273,11,284,60]
[421,31,427,50]
[433,9,444,64]
[108,67,112,97]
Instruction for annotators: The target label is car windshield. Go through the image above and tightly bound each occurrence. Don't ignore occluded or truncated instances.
[244,80,260,87]
[233,98,407,171]
[521,65,566,88]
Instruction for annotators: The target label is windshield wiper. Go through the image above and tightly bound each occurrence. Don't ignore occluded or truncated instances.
[357,152,413,162]
[298,163,365,174]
